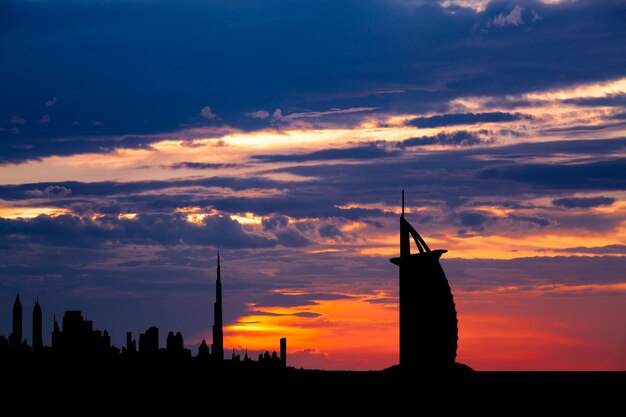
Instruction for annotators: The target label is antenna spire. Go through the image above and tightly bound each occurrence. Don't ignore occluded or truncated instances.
[401,190,405,218]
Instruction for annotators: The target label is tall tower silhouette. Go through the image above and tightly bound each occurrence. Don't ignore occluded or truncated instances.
[390,191,458,370]
[33,299,43,352]
[212,251,224,360]
[10,294,23,349]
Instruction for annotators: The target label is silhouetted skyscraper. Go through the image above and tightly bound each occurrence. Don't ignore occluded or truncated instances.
[166,331,184,352]
[390,191,458,370]
[32,299,43,352]
[52,316,61,349]
[280,337,287,368]
[126,331,137,353]
[212,252,224,361]
[139,326,159,354]
[9,294,22,349]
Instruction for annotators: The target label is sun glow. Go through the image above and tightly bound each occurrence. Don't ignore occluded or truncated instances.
[0,207,70,219]
[230,213,263,225]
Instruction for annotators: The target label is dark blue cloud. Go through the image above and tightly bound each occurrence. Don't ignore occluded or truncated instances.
[0,134,157,164]
[563,93,626,107]
[249,310,322,318]
[170,162,239,169]
[1,0,625,162]
[507,213,550,228]
[274,229,313,248]
[458,211,488,228]
[478,159,626,190]
[444,255,626,290]
[407,112,529,128]
[262,215,290,231]
[0,177,283,200]
[252,144,396,163]
[553,196,616,209]
[318,224,349,242]
[544,121,626,133]
[253,292,354,308]
[554,244,626,255]
[0,213,276,249]
[399,130,485,147]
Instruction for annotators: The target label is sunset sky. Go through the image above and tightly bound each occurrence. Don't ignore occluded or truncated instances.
[1,0,625,370]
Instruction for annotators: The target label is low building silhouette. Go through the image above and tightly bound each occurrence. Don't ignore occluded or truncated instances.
[51,310,113,356]
[198,339,210,358]
[125,331,137,354]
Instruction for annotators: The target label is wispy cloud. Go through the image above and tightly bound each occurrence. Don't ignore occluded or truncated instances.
[493,5,523,27]
[246,110,270,119]
[200,106,216,120]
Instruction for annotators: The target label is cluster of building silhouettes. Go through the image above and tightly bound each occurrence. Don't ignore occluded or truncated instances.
[0,254,287,368]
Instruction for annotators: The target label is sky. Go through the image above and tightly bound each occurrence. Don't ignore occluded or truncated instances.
[1,0,625,371]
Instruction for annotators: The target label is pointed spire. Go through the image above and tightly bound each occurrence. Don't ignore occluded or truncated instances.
[400,191,410,257]
[14,293,21,307]
[217,249,221,283]
[212,247,224,360]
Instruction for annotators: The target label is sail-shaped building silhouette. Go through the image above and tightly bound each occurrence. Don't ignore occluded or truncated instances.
[390,191,458,370]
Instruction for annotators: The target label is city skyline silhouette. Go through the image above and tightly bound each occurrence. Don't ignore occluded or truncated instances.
[0,251,287,369]
[1,193,456,373]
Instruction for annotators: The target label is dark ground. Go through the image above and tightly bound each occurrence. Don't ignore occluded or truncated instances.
[2,358,623,412]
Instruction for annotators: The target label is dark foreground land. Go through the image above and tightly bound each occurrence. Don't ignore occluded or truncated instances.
[2,359,623,411]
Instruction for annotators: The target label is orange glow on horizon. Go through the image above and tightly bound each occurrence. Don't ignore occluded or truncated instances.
[223,295,399,370]
[202,283,626,371]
